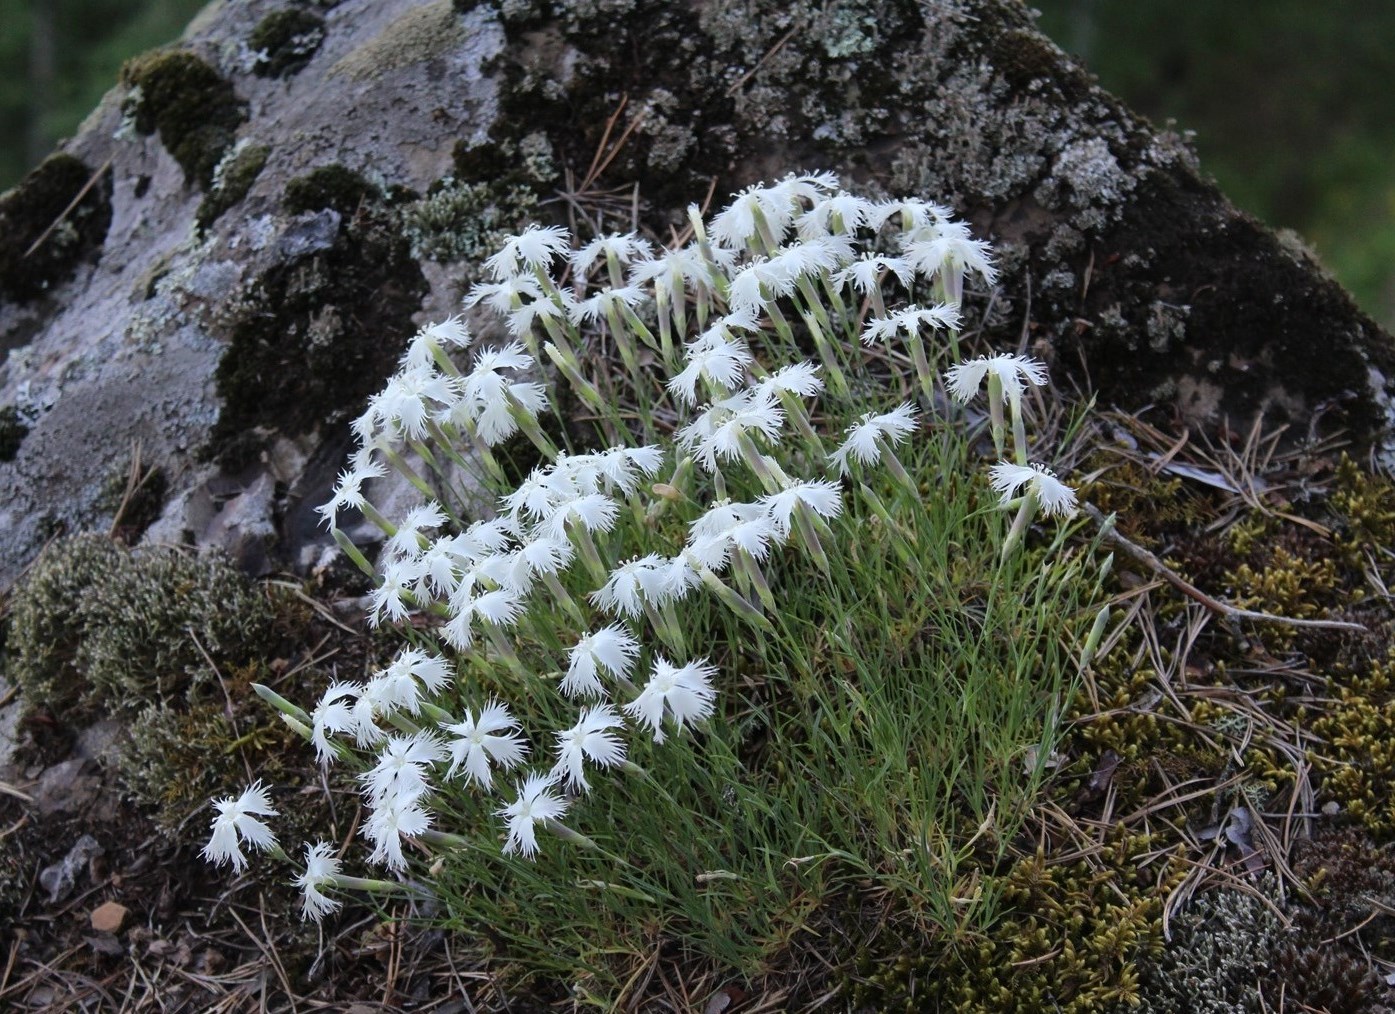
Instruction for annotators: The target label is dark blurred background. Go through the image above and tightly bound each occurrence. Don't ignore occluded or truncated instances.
[2,0,1392,327]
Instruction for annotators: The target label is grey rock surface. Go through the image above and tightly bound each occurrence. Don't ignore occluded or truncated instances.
[1,0,1391,590]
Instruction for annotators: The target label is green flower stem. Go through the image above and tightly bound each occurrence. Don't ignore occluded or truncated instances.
[359,501,396,539]
[417,700,455,726]
[986,374,1007,459]
[1078,605,1112,671]
[1001,491,1038,560]
[644,600,684,656]
[793,504,831,575]
[698,565,772,631]
[567,519,609,586]
[252,683,311,726]
[419,828,470,849]
[1009,395,1029,466]
[545,817,599,852]
[734,551,776,611]
[382,447,437,502]
[802,311,850,397]
[737,432,789,494]
[544,571,587,626]
[334,873,429,897]
[544,342,608,415]
[484,624,524,675]
[904,328,936,407]
[508,398,559,460]
[876,439,920,500]
[331,527,375,577]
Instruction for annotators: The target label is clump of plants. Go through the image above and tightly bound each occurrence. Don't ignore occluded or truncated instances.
[5,534,273,720]
[202,174,1109,998]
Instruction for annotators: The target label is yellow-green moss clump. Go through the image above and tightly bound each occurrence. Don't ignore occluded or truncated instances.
[0,152,112,303]
[120,50,245,187]
[846,829,1178,1013]
[4,534,272,721]
[1308,649,1395,835]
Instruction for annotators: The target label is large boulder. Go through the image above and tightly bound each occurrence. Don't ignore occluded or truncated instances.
[1,0,1391,588]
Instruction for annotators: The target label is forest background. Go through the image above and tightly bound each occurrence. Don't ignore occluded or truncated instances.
[2,0,1393,332]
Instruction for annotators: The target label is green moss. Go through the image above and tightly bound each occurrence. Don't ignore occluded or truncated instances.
[846,828,1176,1012]
[283,164,380,216]
[120,50,245,187]
[0,405,29,461]
[4,535,273,721]
[247,9,326,78]
[0,152,112,303]
[208,187,426,469]
[398,177,539,263]
[195,141,269,231]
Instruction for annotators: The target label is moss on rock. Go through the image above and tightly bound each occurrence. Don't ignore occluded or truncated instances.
[398,176,539,264]
[0,405,30,461]
[282,164,380,216]
[120,50,246,187]
[247,9,326,78]
[208,175,426,469]
[195,141,270,232]
[4,535,273,721]
[0,152,112,303]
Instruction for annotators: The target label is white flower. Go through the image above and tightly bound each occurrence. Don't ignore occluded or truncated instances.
[568,285,647,326]
[829,403,919,475]
[595,444,664,495]
[385,502,449,560]
[311,682,359,764]
[499,772,570,858]
[294,842,343,922]
[441,701,529,790]
[542,490,620,540]
[760,479,844,537]
[552,704,627,792]
[832,253,914,295]
[796,191,874,238]
[362,732,447,807]
[373,367,459,441]
[364,796,433,871]
[753,361,823,401]
[563,624,641,698]
[484,224,570,280]
[859,304,962,346]
[370,647,454,716]
[465,274,545,314]
[944,353,1049,405]
[680,390,785,473]
[667,335,753,406]
[402,315,472,370]
[903,221,998,298]
[988,461,1078,518]
[591,553,681,617]
[202,781,278,873]
[624,656,718,743]
[571,232,654,278]
[688,500,779,569]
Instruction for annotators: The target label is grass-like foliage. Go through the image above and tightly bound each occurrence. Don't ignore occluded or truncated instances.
[207,173,1107,995]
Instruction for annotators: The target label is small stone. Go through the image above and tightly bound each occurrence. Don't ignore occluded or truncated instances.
[90,901,129,934]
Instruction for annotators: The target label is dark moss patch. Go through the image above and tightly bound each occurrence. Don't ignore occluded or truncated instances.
[283,164,380,216]
[988,28,1096,104]
[97,455,169,543]
[120,50,246,187]
[0,152,112,304]
[195,143,269,232]
[0,405,29,461]
[247,9,326,78]
[1075,167,1392,438]
[207,199,426,470]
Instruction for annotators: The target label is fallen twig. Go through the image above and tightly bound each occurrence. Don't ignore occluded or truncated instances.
[1084,503,1367,634]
